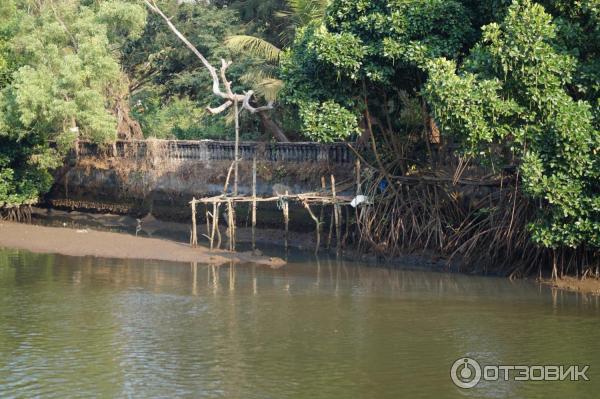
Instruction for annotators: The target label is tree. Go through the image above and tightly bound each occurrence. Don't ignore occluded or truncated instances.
[222,0,288,47]
[279,0,475,144]
[424,0,599,250]
[125,0,289,141]
[541,0,600,126]
[222,0,329,141]
[0,0,146,209]
[144,0,281,193]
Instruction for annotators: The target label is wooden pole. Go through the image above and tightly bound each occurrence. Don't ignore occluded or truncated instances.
[283,190,289,251]
[210,201,218,250]
[234,100,240,196]
[327,208,334,249]
[191,197,198,247]
[232,202,236,251]
[355,159,361,195]
[252,156,257,251]
[205,205,212,248]
[319,176,326,251]
[215,203,222,249]
[227,199,232,251]
[331,175,341,254]
[223,160,235,193]
[301,199,321,254]
[227,199,235,251]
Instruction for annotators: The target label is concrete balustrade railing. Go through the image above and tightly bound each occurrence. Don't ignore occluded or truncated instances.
[76,140,354,164]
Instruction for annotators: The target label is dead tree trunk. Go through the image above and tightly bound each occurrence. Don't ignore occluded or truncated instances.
[258,112,289,142]
[145,0,280,186]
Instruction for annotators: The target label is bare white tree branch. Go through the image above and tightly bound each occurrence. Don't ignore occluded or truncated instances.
[207,100,233,115]
[243,91,275,114]
[144,0,281,194]
[144,0,274,114]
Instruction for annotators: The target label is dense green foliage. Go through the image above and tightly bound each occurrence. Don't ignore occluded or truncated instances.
[280,0,476,142]
[543,0,600,123]
[0,0,145,207]
[125,1,234,139]
[425,0,599,248]
[125,1,277,140]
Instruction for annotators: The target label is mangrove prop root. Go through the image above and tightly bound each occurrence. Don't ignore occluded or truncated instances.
[353,169,598,276]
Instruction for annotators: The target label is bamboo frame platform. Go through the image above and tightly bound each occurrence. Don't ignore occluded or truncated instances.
[189,156,362,254]
[194,192,353,206]
[189,187,353,255]
[189,156,360,254]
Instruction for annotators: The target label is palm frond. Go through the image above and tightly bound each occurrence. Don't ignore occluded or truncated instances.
[254,78,284,102]
[240,70,284,102]
[224,35,281,63]
[240,69,271,86]
[285,0,328,26]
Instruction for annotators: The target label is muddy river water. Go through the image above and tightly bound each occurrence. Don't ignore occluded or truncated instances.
[0,248,599,398]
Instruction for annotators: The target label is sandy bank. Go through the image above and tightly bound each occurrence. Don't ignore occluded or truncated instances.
[0,222,285,268]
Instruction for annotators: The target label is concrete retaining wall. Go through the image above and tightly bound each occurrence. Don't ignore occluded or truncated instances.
[47,140,356,230]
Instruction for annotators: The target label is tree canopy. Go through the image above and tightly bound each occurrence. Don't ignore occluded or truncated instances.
[425,0,599,248]
[0,0,145,207]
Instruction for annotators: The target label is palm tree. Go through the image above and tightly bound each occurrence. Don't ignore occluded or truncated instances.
[276,0,329,34]
[224,0,328,102]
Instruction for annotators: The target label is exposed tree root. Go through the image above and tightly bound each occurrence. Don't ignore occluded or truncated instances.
[0,205,33,223]
[354,170,598,277]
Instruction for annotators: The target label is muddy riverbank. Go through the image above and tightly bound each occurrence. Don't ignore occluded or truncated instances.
[542,276,600,296]
[0,222,285,268]
[5,208,599,296]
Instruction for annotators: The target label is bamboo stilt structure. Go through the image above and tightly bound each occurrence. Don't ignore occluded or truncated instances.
[190,178,352,251]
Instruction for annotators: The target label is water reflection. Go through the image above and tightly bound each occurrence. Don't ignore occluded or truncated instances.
[0,249,599,398]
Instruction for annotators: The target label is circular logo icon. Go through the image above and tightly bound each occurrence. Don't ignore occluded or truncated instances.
[451,357,482,389]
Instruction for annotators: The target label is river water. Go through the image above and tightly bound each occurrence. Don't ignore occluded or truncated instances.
[0,248,598,398]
